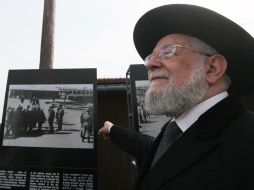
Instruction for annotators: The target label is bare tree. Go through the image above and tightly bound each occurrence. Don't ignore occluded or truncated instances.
[39,0,56,69]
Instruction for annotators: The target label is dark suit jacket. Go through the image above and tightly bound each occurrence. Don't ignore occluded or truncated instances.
[110,96,254,190]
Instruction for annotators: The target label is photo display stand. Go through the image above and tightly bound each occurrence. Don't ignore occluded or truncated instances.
[126,64,171,137]
[0,69,97,189]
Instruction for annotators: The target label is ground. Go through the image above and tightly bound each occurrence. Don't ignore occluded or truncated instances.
[139,114,170,137]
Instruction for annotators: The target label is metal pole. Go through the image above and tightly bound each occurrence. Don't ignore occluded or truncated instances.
[39,0,55,69]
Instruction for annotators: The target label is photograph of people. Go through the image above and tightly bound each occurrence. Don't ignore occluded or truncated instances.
[3,84,94,149]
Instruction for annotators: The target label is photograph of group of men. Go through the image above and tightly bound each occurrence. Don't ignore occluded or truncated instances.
[2,84,94,149]
[5,101,64,137]
[135,81,171,137]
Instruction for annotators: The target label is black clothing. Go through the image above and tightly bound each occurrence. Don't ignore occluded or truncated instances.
[110,96,254,190]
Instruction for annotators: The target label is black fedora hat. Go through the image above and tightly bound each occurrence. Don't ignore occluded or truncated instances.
[133,4,254,95]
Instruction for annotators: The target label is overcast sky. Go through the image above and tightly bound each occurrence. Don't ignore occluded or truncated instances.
[0,0,254,119]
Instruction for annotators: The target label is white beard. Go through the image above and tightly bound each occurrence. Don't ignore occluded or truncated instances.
[144,62,209,116]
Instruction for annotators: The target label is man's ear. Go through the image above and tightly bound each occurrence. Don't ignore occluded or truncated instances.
[204,55,228,84]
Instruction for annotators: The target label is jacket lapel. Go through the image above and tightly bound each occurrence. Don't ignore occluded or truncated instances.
[138,96,246,190]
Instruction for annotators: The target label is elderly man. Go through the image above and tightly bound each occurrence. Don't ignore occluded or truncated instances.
[99,4,254,190]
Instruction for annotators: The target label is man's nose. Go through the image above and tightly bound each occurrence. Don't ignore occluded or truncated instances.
[145,56,163,70]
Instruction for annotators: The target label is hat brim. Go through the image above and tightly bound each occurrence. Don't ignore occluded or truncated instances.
[133,4,254,95]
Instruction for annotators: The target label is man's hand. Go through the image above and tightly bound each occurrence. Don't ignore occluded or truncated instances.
[98,121,114,140]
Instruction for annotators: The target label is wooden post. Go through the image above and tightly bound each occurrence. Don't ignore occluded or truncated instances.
[39,0,55,69]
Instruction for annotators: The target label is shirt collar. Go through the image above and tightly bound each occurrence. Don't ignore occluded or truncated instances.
[174,91,229,132]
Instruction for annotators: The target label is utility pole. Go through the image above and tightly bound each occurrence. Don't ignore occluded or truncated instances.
[39,0,56,69]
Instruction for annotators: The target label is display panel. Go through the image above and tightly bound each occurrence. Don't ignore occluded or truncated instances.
[0,69,97,189]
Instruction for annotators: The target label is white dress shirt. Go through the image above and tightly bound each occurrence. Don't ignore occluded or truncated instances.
[175,91,229,132]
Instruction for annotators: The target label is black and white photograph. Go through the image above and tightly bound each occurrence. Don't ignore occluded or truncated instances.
[135,80,171,137]
[2,84,94,149]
